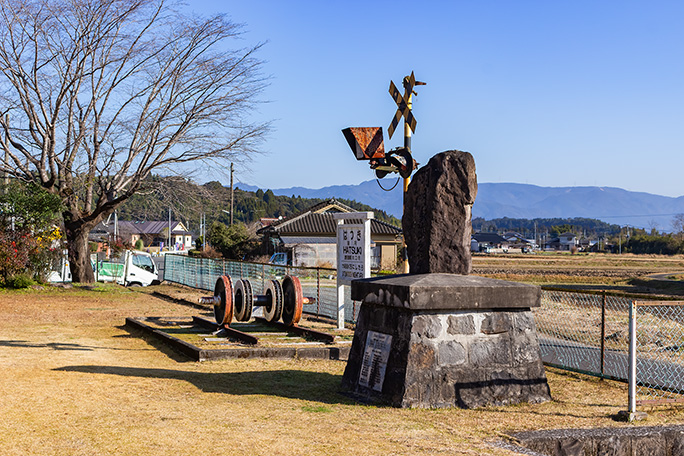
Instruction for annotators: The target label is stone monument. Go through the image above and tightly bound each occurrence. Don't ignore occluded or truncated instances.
[403,150,477,274]
[341,150,551,408]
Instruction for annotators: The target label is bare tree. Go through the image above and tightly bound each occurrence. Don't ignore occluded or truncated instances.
[0,0,268,282]
[672,214,684,240]
[647,219,659,235]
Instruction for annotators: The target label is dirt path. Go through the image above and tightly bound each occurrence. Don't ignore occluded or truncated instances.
[1,284,683,456]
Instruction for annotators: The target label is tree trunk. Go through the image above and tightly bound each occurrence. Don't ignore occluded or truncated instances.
[64,219,96,283]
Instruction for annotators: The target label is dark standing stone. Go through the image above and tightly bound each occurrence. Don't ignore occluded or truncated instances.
[403,150,477,275]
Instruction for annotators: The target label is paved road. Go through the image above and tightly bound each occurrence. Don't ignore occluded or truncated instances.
[539,336,684,393]
[645,271,684,281]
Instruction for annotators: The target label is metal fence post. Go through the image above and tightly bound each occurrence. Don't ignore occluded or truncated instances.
[316,267,321,317]
[600,291,606,376]
[337,283,345,329]
[628,299,637,419]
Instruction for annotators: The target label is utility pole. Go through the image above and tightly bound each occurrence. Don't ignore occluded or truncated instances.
[203,213,207,251]
[619,231,622,255]
[230,162,234,225]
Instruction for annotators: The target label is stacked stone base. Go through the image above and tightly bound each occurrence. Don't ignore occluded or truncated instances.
[341,274,551,409]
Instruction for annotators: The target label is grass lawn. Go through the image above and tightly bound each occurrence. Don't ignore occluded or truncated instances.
[2,283,684,455]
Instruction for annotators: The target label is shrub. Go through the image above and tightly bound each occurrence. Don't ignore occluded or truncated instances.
[191,245,222,258]
[110,238,132,256]
[0,182,65,283]
[5,273,35,289]
[207,222,258,259]
[0,229,37,284]
[30,226,64,282]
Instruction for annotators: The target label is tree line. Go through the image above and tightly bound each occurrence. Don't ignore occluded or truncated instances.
[473,216,684,254]
[472,216,623,238]
[118,176,401,231]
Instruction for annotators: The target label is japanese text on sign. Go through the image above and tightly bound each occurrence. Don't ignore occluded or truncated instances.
[337,223,367,285]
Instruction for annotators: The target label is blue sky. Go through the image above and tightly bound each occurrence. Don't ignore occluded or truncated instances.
[190,1,684,197]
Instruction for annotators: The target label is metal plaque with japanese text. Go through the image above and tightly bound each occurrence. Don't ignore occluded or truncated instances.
[359,331,393,392]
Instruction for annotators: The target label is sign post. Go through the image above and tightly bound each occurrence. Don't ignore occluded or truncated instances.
[334,212,373,330]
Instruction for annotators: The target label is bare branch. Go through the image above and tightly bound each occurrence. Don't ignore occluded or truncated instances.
[0,0,268,282]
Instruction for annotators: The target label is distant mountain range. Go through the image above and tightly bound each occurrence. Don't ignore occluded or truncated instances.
[237,180,684,231]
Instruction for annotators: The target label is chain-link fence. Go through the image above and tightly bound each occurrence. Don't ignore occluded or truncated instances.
[535,289,684,409]
[534,289,631,382]
[163,254,361,323]
[163,256,684,410]
[632,301,684,406]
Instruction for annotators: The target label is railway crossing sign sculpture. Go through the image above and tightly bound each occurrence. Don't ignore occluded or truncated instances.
[341,71,426,274]
[341,71,425,180]
[388,71,418,140]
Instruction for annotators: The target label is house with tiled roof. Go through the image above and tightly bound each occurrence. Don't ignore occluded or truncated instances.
[90,220,193,251]
[258,199,402,270]
[470,232,510,253]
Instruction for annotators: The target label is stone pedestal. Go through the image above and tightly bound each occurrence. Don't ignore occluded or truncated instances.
[341,273,551,408]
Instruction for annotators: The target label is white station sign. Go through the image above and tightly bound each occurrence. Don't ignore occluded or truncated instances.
[333,212,373,329]
[337,223,368,285]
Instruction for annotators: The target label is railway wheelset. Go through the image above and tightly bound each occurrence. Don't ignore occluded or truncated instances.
[201,275,315,328]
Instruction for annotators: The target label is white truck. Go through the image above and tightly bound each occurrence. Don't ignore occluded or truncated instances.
[92,250,159,287]
[50,250,159,286]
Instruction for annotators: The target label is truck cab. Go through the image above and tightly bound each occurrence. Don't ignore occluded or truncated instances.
[269,252,288,265]
[93,250,159,287]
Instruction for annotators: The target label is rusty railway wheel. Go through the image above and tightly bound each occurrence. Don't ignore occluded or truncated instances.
[281,275,303,326]
[213,275,234,326]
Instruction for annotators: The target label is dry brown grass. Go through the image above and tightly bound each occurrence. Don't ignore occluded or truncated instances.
[2,284,684,455]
